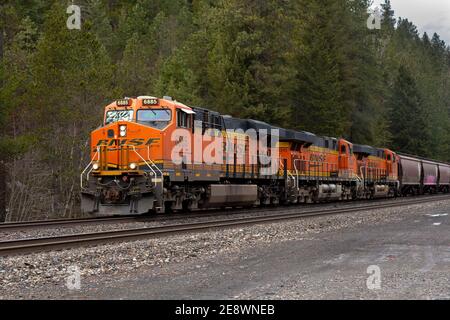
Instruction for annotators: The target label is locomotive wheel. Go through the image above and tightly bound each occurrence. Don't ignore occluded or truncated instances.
[182,199,192,212]
[164,201,173,214]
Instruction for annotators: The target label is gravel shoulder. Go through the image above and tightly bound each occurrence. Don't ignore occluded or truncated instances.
[1,199,449,299]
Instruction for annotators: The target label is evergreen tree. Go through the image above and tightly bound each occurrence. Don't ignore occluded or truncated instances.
[289,0,361,137]
[381,0,395,32]
[205,0,292,122]
[0,15,39,221]
[27,3,114,217]
[388,66,431,156]
[346,0,387,146]
[85,0,115,53]
[155,29,210,106]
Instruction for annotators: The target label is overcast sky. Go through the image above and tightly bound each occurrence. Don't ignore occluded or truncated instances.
[371,0,450,44]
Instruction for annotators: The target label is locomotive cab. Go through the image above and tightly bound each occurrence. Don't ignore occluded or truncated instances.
[338,139,356,178]
[384,149,398,181]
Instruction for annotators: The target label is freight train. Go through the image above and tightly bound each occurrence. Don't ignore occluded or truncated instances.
[81,96,450,216]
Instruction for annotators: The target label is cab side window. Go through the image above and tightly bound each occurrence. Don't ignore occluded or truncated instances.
[340,145,346,154]
[177,110,191,128]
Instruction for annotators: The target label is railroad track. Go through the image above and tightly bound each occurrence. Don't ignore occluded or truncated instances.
[2,194,450,232]
[1,194,449,256]
[0,215,141,232]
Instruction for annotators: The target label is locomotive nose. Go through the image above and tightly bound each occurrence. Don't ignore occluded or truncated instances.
[82,117,165,213]
[91,123,162,175]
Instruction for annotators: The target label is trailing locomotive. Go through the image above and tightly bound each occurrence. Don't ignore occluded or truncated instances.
[81,96,450,216]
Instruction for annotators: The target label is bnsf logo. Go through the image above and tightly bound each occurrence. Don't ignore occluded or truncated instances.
[95,138,160,147]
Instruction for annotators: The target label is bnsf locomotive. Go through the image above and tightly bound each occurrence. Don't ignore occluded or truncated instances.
[81,96,450,216]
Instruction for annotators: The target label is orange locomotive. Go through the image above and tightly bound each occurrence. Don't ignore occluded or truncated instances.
[81,96,400,215]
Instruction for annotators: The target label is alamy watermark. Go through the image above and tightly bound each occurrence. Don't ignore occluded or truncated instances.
[65,3,379,32]
[366,265,381,290]
[66,265,81,290]
[169,122,280,175]
[367,7,382,30]
[66,4,81,30]
[96,120,282,175]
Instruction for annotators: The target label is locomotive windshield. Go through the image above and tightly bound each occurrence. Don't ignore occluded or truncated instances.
[105,110,134,125]
[137,109,171,129]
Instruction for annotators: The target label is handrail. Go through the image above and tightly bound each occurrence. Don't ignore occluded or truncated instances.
[80,144,164,190]
[280,159,296,188]
[360,165,387,183]
[293,159,337,177]
[360,166,365,188]
[80,148,99,189]
[293,159,300,189]
[147,145,163,177]
[127,145,162,188]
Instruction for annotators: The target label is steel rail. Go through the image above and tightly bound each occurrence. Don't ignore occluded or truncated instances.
[2,194,450,232]
[0,215,140,231]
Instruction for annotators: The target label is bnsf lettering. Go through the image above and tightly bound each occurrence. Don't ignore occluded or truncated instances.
[95,138,160,148]
[96,139,108,146]
[145,138,159,145]
[128,138,145,146]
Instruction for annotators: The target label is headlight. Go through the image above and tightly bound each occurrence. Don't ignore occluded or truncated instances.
[129,163,137,170]
[119,125,127,137]
[92,162,100,170]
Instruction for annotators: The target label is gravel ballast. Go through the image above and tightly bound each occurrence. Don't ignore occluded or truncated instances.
[0,199,449,299]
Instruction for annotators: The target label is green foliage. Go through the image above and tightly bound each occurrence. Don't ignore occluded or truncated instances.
[388,66,431,156]
[289,0,348,136]
[0,135,36,159]
[1,2,116,216]
[156,0,293,124]
[1,0,449,152]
